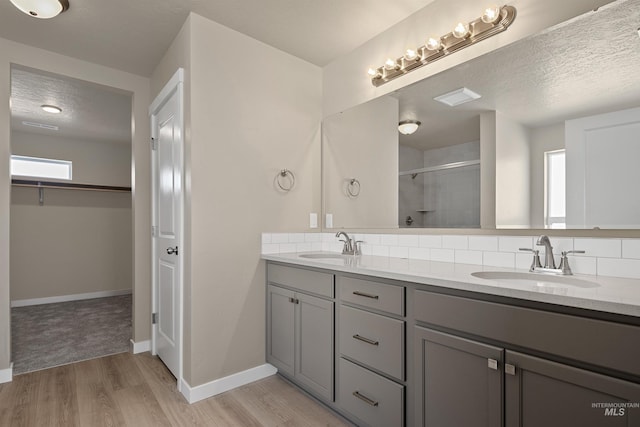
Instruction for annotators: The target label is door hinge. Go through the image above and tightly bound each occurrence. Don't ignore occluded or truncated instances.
[152,312,158,324]
[152,225,158,237]
[151,137,158,151]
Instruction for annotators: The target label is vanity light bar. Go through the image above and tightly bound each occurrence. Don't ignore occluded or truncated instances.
[368,5,517,87]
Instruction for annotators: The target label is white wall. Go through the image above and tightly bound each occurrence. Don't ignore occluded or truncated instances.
[323,95,398,229]
[495,112,531,228]
[10,131,132,302]
[0,37,151,373]
[151,12,322,387]
[529,123,565,228]
[322,0,615,117]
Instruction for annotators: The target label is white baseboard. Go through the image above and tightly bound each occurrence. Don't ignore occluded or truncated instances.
[11,289,132,307]
[0,363,13,384]
[180,363,277,404]
[130,339,151,354]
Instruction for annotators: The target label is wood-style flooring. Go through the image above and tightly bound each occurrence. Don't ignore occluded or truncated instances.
[0,352,351,427]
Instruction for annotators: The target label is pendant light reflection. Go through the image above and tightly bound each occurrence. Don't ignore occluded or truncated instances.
[9,0,69,19]
[398,120,421,135]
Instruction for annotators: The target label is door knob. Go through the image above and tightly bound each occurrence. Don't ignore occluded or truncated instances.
[166,246,179,255]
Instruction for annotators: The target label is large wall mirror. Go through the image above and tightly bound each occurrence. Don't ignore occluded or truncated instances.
[322,0,640,230]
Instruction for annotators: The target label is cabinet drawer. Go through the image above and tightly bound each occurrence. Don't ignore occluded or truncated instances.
[339,276,404,315]
[338,358,404,427]
[414,290,640,377]
[267,263,334,298]
[339,305,404,380]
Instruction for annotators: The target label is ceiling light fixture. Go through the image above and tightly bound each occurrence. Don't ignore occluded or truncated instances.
[10,0,69,19]
[398,120,421,135]
[368,5,516,87]
[41,104,62,114]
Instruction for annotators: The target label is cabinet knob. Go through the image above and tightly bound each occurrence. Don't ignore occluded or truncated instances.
[488,358,499,370]
[505,363,516,375]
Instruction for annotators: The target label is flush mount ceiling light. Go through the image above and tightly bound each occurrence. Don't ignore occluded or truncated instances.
[10,0,69,19]
[434,87,482,107]
[398,120,421,135]
[367,5,516,87]
[41,104,62,114]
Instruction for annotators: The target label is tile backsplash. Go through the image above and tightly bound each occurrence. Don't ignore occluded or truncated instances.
[261,232,640,280]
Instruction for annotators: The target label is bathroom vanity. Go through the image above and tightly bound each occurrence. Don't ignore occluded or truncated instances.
[264,253,640,427]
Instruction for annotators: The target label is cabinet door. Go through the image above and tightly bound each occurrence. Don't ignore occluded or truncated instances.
[296,292,334,401]
[267,285,296,377]
[505,350,640,427]
[415,326,503,427]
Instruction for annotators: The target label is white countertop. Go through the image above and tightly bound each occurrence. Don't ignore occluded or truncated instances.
[262,252,640,318]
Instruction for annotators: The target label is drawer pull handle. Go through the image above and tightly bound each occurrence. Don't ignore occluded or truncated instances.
[353,291,379,299]
[353,391,379,407]
[353,334,379,346]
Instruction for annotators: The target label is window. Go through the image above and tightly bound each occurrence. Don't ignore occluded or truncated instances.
[10,155,72,180]
[545,150,565,229]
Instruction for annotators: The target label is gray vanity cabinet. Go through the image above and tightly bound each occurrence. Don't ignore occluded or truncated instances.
[414,326,503,427]
[266,265,335,402]
[505,351,640,427]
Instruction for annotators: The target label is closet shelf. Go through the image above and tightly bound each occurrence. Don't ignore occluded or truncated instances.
[11,179,131,193]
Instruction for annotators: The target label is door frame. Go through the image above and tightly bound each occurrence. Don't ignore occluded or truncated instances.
[149,68,185,391]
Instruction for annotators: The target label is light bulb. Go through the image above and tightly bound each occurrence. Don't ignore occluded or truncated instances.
[481,5,501,23]
[425,37,442,51]
[384,58,398,70]
[367,68,380,79]
[404,49,418,61]
[453,22,470,39]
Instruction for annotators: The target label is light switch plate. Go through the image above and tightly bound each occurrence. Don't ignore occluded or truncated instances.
[325,214,333,228]
[309,213,318,228]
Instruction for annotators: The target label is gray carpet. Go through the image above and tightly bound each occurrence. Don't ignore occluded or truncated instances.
[11,294,132,375]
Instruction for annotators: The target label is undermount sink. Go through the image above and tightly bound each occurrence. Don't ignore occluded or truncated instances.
[471,271,600,288]
[298,253,346,259]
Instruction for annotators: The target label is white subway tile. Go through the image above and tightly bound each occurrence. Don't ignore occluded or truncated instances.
[364,234,382,245]
[455,250,483,266]
[361,244,373,256]
[468,236,498,252]
[322,233,336,242]
[408,247,430,260]
[381,234,399,246]
[571,256,597,275]
[420,235,442,248]
[483,252,515,268]
[304,233,322,242]
[515,253,534,270]
[443,235,468,250]
[262,233,272,244]
[498,237,534,253]
[574,238,621,258]
[622,239,640,259]
[311,242,323,252]
[295,243,312,252]
[288,233,305,243]
[398,234,420,247]
[372,245,390,257]
[597,258,640,279]
[279,243,296,253]
[271,233,289,244]
[262,244,279,254]
[431,249,455,263]
[390,246,409,258]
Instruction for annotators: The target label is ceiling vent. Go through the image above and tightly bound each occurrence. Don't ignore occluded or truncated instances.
[433,87,481,107]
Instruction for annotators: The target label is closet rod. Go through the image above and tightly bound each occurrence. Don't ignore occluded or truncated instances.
[399,159,480,178]
[11,179,131,193]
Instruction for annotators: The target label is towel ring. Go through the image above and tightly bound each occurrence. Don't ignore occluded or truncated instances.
[347,178,361,197]
[276,169,296,192]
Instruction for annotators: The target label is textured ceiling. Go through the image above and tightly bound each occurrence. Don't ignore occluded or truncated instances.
[0,0,436,76]
[393,0,640,151]
[11,66,132,144]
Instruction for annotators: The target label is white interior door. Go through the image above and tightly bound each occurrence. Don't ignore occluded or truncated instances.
[150,70,183,381]
[566,106,640,228]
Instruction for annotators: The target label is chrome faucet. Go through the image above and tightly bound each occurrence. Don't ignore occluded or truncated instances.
[536,235,556,269]
[335,231,361,255]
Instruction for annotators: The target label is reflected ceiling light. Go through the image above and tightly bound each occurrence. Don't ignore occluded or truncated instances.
[10,0,69,19]
[41,104,62,114]
[398,120,421,135]
[433,87,481,107]
[367,5,516,87]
